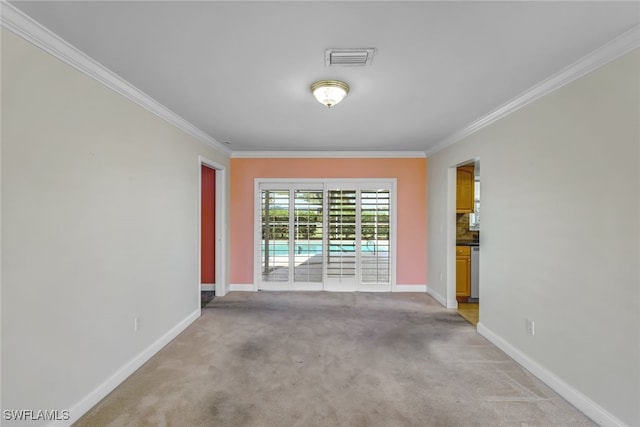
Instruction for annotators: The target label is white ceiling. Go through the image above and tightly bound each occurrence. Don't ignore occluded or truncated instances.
[10,1,640,153]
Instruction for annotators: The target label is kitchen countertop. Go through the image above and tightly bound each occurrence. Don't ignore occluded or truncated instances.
[456,241,479,247]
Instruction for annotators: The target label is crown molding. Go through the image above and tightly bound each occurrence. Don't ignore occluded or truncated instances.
[232,151,427,159]
[0,1,232,156]
[5,0,636,160]
[425,24,640,157]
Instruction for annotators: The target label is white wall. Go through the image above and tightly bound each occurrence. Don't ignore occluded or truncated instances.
[427,50,639,425]
[1,29,229,425]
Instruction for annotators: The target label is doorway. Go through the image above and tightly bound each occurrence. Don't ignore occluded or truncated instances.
[199,157,227,309]
[201,164,216,307]
[453,160,480,325]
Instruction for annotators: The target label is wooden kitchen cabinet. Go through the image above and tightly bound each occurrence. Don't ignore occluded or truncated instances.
[456,165,474,213]
[456,246,471,301]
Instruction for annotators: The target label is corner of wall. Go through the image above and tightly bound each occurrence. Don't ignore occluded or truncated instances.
[57,310,201,426]
[426,286,447,307]
[477,323,628,427]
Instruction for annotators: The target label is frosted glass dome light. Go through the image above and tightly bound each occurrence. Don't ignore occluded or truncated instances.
[310,80,350,108]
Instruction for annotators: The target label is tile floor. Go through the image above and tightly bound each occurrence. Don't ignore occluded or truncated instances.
[457,301,479,325]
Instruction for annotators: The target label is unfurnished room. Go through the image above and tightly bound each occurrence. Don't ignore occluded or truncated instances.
[1,1,639,426]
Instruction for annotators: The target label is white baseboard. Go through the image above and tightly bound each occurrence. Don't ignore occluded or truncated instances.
[393,284,427,292]
[476,323,627,427]
[230,283,431,293]
[53,309,201,427]
[200,284,215,291]
[229,283,256,292]
[229,283,427,292]
[425,286,447,307]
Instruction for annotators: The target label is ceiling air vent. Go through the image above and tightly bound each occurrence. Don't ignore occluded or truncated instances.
[325,48,375,66]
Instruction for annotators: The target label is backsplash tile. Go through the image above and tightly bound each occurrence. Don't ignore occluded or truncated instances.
[457,213,479,241]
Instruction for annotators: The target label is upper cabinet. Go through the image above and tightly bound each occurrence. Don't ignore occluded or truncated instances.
[456,165,475,213]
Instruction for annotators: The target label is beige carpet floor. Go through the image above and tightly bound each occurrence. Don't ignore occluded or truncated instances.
[75,292,595,426]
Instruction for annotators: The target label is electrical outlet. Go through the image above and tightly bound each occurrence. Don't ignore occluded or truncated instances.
[134,317,139,332]
[440,271,443,282]
[526,318,535,336]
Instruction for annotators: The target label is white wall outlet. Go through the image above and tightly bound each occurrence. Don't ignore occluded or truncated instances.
[134,317,139,332]
[526,318,535,336]
[440,271,443,282]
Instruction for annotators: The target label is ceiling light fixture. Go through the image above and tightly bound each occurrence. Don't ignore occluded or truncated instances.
[310,80,350,108]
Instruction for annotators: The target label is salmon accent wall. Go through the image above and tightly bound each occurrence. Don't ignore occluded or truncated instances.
[230,158,427,285]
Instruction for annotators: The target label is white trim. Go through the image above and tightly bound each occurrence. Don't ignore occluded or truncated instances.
[198,157,228,298]
[197,161,203,308]
[259,283,324,292]
[446,167,458,309]
[253,179,262,291]
[476,323,628,427]
[3,0,636,161]
[0,1,231,157]
[255,179,397,292]
[229,283,256,292]
[232,151,426,158]
[52,309,200,427]
[258,178,397,184]
[0,18,3,410]
[354,288,392,293]
[214,163,228,297]
[389,180,399,292]
[200,284,215,291]
[425,286,447,307]
[425,25,640,157]
[394,284,427,293]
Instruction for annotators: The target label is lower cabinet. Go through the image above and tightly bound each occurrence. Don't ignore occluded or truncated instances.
[456,246,471,301]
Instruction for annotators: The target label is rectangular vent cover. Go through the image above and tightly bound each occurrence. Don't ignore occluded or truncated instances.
[325,48,375,66]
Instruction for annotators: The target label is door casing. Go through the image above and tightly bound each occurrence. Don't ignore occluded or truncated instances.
[198,156,227,303]
[253,178,397,292]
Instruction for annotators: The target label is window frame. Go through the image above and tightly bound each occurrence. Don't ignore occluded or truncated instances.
[253,178,397,291]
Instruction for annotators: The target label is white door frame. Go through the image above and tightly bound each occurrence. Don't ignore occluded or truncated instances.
[198,156,228,305]
[446,158,479,309]
[446,167,458,309]
[254,178,397,292]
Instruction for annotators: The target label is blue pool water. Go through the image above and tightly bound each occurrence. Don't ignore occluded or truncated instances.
[262,241,387,256]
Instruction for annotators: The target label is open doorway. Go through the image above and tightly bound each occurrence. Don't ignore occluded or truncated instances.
[199,157,227,309]
[201,164,216,307]
[454,160,480,325]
